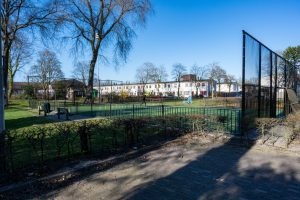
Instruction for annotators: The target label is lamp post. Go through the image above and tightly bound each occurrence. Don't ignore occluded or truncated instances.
[0,2,6,171]
[0,3,5,137]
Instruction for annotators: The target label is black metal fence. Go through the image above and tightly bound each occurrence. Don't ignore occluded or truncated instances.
[28,98,241,134]
[242,31,297,131]
[65,103,241,134]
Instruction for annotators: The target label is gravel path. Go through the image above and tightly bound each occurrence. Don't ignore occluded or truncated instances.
[44,137,300,200]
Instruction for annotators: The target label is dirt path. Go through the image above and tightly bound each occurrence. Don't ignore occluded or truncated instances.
[43,137,300,200]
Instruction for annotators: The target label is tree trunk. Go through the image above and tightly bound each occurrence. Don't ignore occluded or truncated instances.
[218,82,221,97]
[79,121,89,154]
[177,81,180,98]
[211,81,215,99]
[143,84,145,96]
[8,69,13,98]
[86,51,98,103]
[3,44,10,106]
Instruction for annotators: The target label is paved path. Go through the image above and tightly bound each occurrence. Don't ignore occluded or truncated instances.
[46,138,300,200]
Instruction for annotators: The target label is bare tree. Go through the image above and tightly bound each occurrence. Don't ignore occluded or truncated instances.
[135,62,157,95]
[153,65,168,95]
[30,49,64,99]
[208,63,226,97]
[72,61,90,86]
[172,63,187,97]
[154,65,168,82]
[1,0,62,102]
[60,0,152,101]
[224,74,236,93]
[8,33,32,97]
[190,64,208,81]
[190,64,208,96]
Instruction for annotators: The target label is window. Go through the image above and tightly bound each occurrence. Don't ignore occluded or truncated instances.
[202,83,206,87]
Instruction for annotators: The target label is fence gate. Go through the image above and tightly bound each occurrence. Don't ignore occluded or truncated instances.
[241,31,298,132]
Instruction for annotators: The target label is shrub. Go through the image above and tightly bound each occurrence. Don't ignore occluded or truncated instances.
[256,118,280,143]
[5,113,230,172]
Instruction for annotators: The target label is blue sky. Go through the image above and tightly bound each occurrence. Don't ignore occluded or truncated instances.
[17,0,300,82]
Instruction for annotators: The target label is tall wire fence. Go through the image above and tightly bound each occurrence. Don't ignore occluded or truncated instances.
[242,31,298,131]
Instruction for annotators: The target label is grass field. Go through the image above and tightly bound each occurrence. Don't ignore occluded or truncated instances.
[5,99,241,130]
[5,100,52,130]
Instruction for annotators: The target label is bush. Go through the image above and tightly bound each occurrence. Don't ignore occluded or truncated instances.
[256,116,299,147]
[256,118,280,144]
[5,114,229,172]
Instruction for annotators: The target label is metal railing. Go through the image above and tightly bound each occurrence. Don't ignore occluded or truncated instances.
[65,103,241,134]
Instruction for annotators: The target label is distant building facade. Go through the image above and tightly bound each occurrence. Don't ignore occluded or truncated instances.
[12,82,27,95]
[216,82,241,94]
[95,79,217,98]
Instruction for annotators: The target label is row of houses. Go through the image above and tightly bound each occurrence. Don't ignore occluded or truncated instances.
[12,75,241,99]
[96,75,241,98]
[96,81,240,98]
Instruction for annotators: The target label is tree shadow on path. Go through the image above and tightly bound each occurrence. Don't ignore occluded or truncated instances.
[125,138,300,200]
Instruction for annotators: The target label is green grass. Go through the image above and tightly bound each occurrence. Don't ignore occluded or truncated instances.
[5,100,52,130]
[5,98,241,131]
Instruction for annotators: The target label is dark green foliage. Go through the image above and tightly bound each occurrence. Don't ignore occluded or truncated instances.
[22,85,35,99]
[4,115,230,175]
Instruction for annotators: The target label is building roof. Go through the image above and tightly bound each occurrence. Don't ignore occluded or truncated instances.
[180,74,197,81]
[13,82,28,90]
[52,79,86,90]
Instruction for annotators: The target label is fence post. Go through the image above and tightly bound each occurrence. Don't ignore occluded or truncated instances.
[238,110,241,134]
[90,100,93,117]
[76,102,78,114]
[133,104,135,119]
[110,103,112,118]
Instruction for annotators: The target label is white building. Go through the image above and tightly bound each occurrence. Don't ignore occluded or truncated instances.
[95,79,216,98]
[216,82,241,94]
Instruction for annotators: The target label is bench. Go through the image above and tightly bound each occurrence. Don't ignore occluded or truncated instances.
[38,105,46,116]
[57,107,69,120]
[38,103,52,116]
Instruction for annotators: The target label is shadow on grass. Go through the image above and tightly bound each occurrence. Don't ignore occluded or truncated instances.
[5,116,52,130]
